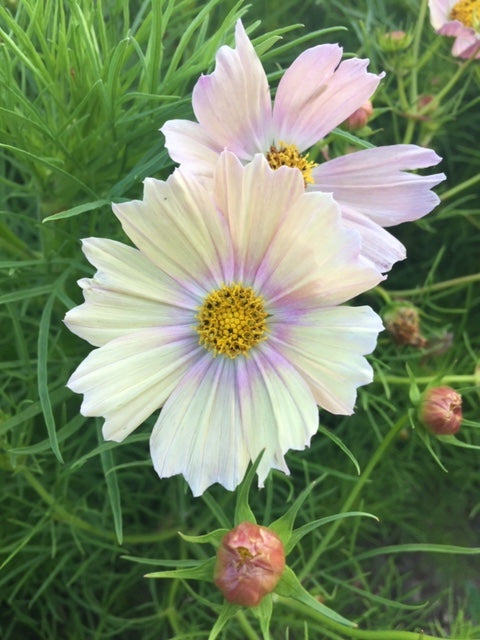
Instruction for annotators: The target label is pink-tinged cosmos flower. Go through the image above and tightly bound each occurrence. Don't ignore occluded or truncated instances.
[421,386,463,435]
[161,20,446,273]
[65,152,383,496]
[214,522,285,607]
[429,0,480,58]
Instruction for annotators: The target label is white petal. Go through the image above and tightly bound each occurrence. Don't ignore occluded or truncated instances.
[312,145,445,227]
[160,119,220,177]
[64,238,193,346]
[270,306,383,414]
[150,343,318,496]
[67,328,200,442]
[191,20,272,159]
[113,170,234,295]
[214,152,305,282]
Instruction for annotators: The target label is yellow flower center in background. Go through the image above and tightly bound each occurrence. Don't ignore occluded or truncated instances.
[266,142,317,185]
[196,283,268,358]
[450,0,480,28]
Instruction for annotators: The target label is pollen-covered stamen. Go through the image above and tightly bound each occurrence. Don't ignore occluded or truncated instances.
[450,0,480,29]
[196,283,268,358]
[266,142,317,186]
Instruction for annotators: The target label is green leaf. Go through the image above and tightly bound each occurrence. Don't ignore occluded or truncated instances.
[274,567,356,628]
[437,434,480,451]
[317,425,360,475]
[98,426,123,545]
[287,511,379,555]
[42,198,110,222]
[251,594,273,640]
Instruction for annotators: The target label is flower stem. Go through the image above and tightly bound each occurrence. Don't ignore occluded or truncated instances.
[277,596,464,640]
[403,0,428,144]
[385,272,480,297]
[299,415,409,579]
[383,374,478,386]
[440,172,480,202]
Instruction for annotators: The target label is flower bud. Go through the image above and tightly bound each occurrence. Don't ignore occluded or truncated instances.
[214,521,285,607]
[378,30,413,51]
[384,303,427,348]
[421,386,462,435]
[344,100,373,130]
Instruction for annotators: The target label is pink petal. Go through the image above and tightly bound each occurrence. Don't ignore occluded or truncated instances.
[191,20,272,160]
[429,0,455,29]
[338,204,407,273]
[273,45,383,151]
[311,145,445,227]
[160,119,221,177]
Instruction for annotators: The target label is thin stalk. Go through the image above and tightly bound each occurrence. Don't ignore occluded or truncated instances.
[300,415,409,579]
[386,272,480,297]
[403,0,428,144]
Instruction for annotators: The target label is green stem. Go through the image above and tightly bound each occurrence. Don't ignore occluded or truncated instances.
[440,172,480,202]
[300,415,409,579]
[383,374,478,386]
[385,272,480,297]
[277,596,464,640]
[403,0,428,144]
[236,611,260,640]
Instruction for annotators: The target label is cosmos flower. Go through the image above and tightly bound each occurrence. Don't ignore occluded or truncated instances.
[429,0,480,58]
[65,152,383,496]
[161,20,445,273]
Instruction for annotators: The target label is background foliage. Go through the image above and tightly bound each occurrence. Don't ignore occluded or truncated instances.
[1,0,479,638]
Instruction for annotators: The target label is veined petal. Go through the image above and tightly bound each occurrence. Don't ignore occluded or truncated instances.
[273,45,383,150]
[150,344,318,496]
[113,170,234,296]
[191,20,272,159]
[64,238,194,346]
[160,119,221,177]
[271,306,383,414]
[67,328,200,442]
[312,145,446,227]
[339,204,407,273]
[251,190,383,307]
[214,152,305,282]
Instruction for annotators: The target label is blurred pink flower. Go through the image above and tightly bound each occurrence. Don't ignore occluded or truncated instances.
[214,522,285,607]
[429,0,480,58]
[161,20,445,273]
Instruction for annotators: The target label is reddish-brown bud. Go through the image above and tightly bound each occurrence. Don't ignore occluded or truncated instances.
[421,386,463,435]
[384,303,427,348]
[214,521,285,607]
[344,100,373,130]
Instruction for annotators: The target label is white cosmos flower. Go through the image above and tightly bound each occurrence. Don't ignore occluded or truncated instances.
[65,152,383,496]
[161,20,446,273]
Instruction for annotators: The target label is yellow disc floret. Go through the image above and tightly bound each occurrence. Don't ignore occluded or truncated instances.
[450,0,480,28]
[196,283,268,358]
[266,142,317,186]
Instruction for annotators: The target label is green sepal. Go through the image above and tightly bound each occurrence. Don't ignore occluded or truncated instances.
[274,566,356,628]
[234,451,264,525]
[208,602,241,640]
[268,480,318,546]
[251,594,273,640]
[437,434,480,451]
[145,556,215,582]
[287,511,378,554]
[178,528,229,546]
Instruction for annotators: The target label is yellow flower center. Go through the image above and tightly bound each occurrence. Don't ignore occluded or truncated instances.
[196,283,268,358]
[450,0,480,28]
[266,142,317,185]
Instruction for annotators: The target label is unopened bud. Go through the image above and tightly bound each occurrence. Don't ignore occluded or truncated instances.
[344,100,373,130]
[421,386,462,435]
[378,30,413,51]
[384,303,427,348]
[214,521,285,607]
